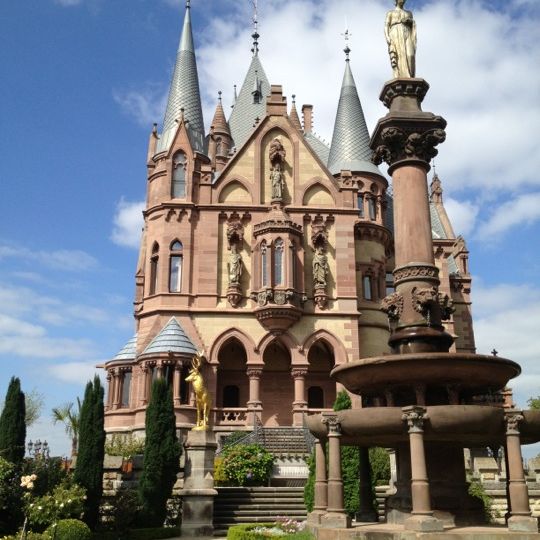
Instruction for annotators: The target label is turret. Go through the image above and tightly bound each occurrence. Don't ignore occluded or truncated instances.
[209,92,233,172]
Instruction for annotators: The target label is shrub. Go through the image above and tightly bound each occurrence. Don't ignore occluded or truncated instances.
[105,434,145,459]
[1,532,47,540]
[46,519,92,540]
[214,456,229,486]
[0,456,24,534]
[303,452,315,512]
[468,479,494,522]
[227,523,313,540]
[0,377,26,465]
[105,488,139,538]
[23,457,68,498]
[96,527,181,540]
[26,481,86,531]
[369,447,390,486]
[220,444,274,486]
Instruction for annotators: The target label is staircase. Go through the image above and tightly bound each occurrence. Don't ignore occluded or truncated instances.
[259,427,313,456]
[213,487,307,536]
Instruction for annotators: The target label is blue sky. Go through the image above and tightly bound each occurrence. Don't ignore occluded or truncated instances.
[1,0,539,457]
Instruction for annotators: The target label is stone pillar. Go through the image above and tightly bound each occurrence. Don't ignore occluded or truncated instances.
[140,365,148,405]
[112,370,121,410]
[321,415,350,528]
[356,447,379,522]
[105,372,112,411]
[308,438,328,524]
[402,406,443,532]
[371,79,452,354]
[173,365,181,406]
[246,367,263,425]
[505,410,538,532]
[292,367,308,426]
[180,430,218,537]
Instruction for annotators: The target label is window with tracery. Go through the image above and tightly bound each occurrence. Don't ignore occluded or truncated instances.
[363,275,373,300]
[358,193,364,218]
[120,371,132,408]
[172,151,187,198]
[169,240,183,292]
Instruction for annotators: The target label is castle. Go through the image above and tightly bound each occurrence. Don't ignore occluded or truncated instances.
[103,2,474,441]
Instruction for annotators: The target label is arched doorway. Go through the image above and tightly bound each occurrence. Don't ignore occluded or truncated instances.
[307,340,336,410]
[261,340,293,426]
[216,338,248,415]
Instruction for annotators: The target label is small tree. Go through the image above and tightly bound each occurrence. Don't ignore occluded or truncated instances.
[528,396,540,410]
[0,377,26,465]
[74,376,105,530]
[138,378,181,527]
[52,399,81,457]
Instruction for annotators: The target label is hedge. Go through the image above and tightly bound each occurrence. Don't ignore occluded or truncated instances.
[227,523,313,540]
[46,519,92,540]
[95,527,181,540]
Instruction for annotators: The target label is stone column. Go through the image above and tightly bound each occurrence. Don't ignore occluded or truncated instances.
[356,447,379,522]
[371,79,452,354]
[321,415,350,528]
[173,365,181,406]
[505,410,538,532]
[246,367,263,425]
[105,372,112,411]
[402,406,443,532]
[140,365,148,406]
[292,367,308,426]
[308,438,328,524]
[112,370,121,410]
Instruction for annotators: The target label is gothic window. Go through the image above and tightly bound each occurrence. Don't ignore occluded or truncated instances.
[385,272,394,296]
[169,240,183,293]
[358,193,364,218]
[289,243,296,289]
[120,371,132,408]
[308,386,324,409]
[368,196,377,221]
[180,364,190,405]
[363,275,373,301]
[172,151,187,198]
[274,239,284,286]
[223,385,240,408]
[149,243,159,295]
[261,241,269,287]
[164,365,174,387]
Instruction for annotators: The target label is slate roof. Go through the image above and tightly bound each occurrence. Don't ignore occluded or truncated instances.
[304,132,331,165]
[112,334,137,362]
[229,53,270,150]
[157,4,205,154]
[327,59,381,176]
[142,317,197,356]
[430,202,447,239]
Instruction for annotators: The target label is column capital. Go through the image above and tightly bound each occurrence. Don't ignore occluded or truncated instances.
[402,405,428,433]
[322,414,341,436]
[505,409,524,435]
[246,367,263,379]
[291,367,308,378]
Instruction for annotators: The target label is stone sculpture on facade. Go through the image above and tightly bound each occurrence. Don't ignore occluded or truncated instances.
[312,246,329,287]
[228,244,243,285]
[311,222,330,309]
[226,218,244,307]
[385,0,417,79]
[269,137,286,201]
[185,351,211,430]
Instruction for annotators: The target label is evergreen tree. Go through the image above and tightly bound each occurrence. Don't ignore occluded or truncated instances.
[0,377,26,465]
[74,376,105,530]
[138,378,181,527]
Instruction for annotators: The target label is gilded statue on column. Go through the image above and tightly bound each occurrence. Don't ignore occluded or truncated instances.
[385,0,417,78]
[185,351,212,430]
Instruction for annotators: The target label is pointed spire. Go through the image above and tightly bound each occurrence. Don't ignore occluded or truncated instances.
[211,91,231,138]
[430,172,443,203]
[327,43,381,176]
[251,0,260,56]
[289,95,302,132]
[158,1,205,154]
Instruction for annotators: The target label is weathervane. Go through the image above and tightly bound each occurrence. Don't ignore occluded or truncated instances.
[342,28,352,60]
[251,0,260,55]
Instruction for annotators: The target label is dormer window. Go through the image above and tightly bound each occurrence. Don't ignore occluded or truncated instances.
[169,240,183,292]
[172,151,187,198]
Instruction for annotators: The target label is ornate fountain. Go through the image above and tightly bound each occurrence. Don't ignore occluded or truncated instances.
[306,1,540,534]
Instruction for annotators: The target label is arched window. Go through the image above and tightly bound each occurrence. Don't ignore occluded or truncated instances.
[261,241,269,287]
[308,386,324,409]
[274,239,284,286]
[163,365,174,388]
[172,151,187,198]
[169,241,183,293]
[289,243,296,289]
[223,385,240,408]
[149,243,159,295]
[363,275,373,301]
[368,196,377,221]
[180,364,190,405]
[358,193,365,218]
[120,371,132,408]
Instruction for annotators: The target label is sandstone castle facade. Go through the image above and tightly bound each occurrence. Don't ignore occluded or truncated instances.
[103,3,474,440]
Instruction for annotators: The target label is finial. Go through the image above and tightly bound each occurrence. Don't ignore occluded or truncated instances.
[152,123,158,135]
[251,0,259,55]
[292,94,296,105]
[342,28,352,61]
[492,349,499,357]
[186,0,190,8]
[218,90,222,103]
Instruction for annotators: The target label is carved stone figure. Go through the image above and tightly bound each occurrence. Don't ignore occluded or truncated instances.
[270,164,284,200]
[381,292,404,322]
[185,351,212,430]
[269,137,286,166]
[385,0,417,79]
[312,246,329,287]
[228,244,243,285]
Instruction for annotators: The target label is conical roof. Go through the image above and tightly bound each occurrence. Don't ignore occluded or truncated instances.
[211,94,231,137]
[327,59,381,176]
[142,317,197,356]
[229,54,270,150]
[112,334,138,362]
[289,98,302,131]
[157,3,205,154]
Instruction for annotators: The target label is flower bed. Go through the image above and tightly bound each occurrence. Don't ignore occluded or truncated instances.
[227,520,313,540]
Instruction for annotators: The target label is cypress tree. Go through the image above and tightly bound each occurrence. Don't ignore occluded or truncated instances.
[138,378,181,527]
[0,377,26,465]
[74,376,105,529]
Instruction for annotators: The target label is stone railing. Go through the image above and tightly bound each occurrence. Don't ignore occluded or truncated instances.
[214,407,248,426]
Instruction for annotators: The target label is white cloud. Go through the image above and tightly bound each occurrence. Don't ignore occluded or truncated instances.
[0,244,98,272]
[113,85,167,128]
[476,193,540,239]
[111,198,145,249]
[444,197,480,237]
[48,361,105,385]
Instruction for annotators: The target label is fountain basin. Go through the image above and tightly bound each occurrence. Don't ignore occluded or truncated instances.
[305,405,540,447]
[331,352,520,396]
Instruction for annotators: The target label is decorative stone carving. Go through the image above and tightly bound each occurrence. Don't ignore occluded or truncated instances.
[412,286,438,321]
[269,137,286,166]
[385,0,417,79]
[256,290,273,307]
[227,245,243,285]
[438,292,455,321]
[227,283,242,308]
[381,292,404,322]
[402,405,427,433]
[393,263,439,286]
[269,137,286,201]
[322,415,341,435]
[314,285,328,310]
[310,221,328,247]
[246,368,263,379]
[505,410,524,435]
[373,126,446,169]
[291,367,308,379]
[226,219,244,248]
[270,164,284,200]
[312,246,329,288]
[273,290,293,305]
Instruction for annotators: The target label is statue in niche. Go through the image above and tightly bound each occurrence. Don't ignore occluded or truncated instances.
[385,0,417,79]
[228,244,243,285]
[269,137,286,200]
[270,164,284,200]
[312,245,329,287]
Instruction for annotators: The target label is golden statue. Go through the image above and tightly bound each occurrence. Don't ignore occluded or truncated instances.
[185,351,212,430]
[385,0,417,78]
